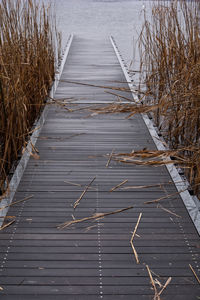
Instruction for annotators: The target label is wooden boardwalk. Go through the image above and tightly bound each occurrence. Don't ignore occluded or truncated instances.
[0,37,199,299]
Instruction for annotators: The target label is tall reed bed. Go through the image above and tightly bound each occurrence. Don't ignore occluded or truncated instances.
[0,0,61,194]
[139,0,200,196]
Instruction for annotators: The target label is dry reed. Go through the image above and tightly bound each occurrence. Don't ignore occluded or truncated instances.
[112,147,198,168]
[130,213,142,264]
[58,206,133,229]
[73,177,96,209]
[0,195,33,211]
[189,264,200,285]
[109,179,128,192]
[0,219,15,231]
[157,204,181,218]
[146,265,172,300]
[89,102,159,118]
[106,148,115,168]
[139,0,200,197]
[0,0,61,193]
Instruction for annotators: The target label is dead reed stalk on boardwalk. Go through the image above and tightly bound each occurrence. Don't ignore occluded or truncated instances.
[110,179,128,192]
[0,219,15,231]
[139,0,200,197]
[89,102,159,118]
[73,177,96,209]
[189,264,200,285]
[0,195,33,211]
[106,148,115,168]
[112,147,198,167]
[146,265,172,300]
[130,213,142,264]
[58,206,133,229]
[0,0,61,193]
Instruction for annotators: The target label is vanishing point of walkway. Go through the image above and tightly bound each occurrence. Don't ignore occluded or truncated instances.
[0,37,199,299]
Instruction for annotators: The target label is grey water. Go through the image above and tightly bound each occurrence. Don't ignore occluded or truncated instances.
[45,0,152,74]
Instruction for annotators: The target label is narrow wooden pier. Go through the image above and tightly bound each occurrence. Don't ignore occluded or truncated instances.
[0,37,199,299]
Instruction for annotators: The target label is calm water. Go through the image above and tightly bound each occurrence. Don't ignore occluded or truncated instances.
[46,0,152,70]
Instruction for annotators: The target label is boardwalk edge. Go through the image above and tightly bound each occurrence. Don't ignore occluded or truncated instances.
[0,34,74,226]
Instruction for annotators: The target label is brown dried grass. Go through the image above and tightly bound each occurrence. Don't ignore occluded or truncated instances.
[139,0,200,197]
[0,0,61,193]
[89,102,159,119]
[112,147,197,166]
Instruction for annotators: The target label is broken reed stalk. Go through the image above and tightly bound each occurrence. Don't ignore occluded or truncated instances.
[58,206,133,229]
[130,243,140,265]
[73,177,96,209]
[144,187,188,205]
[130,213,142,264]
[0,219,15,231]
[120,180,185,190]
[0,0,61,193]
[0,195,33,211]
[146,265,159,300]
[89,102,159,117]
[146,265,172,300]
[106,149,115,168]
[157,204,181,218]
[64,181,82,187]
[105,91,134,102]
[60,80,130,93]
[110,179,128,192]
[116,159,178,166]
[139,0,200,197]
[189,264,200,284]
[112,148,192,166]
[157,277,172,296]
[84,223,103,233]
[121,183,164,190]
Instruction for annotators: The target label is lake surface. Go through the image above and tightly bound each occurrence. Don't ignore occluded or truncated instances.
[46,0,152,73]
